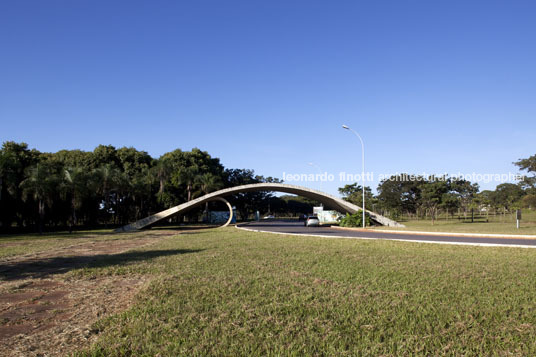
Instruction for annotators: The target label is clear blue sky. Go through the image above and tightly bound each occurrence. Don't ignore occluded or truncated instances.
[1,0,535,196]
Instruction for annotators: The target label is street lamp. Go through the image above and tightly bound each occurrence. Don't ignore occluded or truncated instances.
[342,124,366,228]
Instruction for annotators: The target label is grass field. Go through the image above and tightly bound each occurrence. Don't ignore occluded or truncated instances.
[72,228,536,355]
[372,209,536,235]
[3,227,536,355]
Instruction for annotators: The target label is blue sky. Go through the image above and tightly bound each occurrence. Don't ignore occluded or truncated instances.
[1,0,535,196]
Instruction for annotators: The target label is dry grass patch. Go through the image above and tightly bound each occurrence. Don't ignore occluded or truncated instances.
[0,229,179,356]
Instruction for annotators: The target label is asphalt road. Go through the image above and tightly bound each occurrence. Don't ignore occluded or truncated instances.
[238,220,536,247]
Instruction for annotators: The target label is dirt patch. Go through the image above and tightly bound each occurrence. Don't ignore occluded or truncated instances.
[0,324,33,340]
[26,281,63,290]
[0,231,177,281]
[0,230,178,262]
[0,276,150,356]
[0,230,177,356]
[0,291,44,304]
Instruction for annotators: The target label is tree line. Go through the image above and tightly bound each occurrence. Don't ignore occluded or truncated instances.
[0,142,303,233]
[339,154,536,223]
[3,141,534,232]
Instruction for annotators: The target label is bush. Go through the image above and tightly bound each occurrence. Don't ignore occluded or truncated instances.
[389,210,402,220]
[339,212,372,227]
[522,194,536,209]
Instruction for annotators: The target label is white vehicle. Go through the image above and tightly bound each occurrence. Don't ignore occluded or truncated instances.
[263,215,275,219]
[304,215,320,227]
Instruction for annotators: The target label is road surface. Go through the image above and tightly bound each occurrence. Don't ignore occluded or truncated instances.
[238,220,536,248]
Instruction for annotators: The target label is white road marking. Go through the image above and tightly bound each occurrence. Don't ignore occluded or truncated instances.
[235,225,536,249]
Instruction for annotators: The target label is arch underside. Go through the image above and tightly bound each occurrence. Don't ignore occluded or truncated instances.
[115,183,404,232]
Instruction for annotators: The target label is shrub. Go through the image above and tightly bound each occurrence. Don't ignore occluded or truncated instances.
[339,212,372,227]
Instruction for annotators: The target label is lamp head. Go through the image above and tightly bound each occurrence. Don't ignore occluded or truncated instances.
[342,125,349,129]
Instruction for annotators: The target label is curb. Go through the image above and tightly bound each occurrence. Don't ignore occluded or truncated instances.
[331,226,536,240]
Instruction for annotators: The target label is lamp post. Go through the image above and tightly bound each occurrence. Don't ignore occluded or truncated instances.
[308,162,323,206]
[342,124,366,228]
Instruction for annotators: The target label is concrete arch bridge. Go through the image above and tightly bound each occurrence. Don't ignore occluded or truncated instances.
[116,183,404,232]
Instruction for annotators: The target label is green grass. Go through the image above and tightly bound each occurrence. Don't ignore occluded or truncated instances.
[58,227,536,356]
[372,210,536,235]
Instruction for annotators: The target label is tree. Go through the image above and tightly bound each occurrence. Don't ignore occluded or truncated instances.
[130,166,156,220]
[0,142,40,230]
[224,168,275,220]
[278,195,316,216]
[451,179,479,219]
[196,173,222,197]
[515,154,536,195]
[163,148,224,206]
[93,164,121,224]
[521,194,536,209]
[196,173,223,221]
[338,183,375,210]
[476,190,494,209]
[91,145,120,169]
[52,149,93,170]
[62,167,90,232]
[0,149,18,230]
[1,142,276,230]
[515,154,536,174]
[174,166,200,202]
[114,171,134,225]
[377,174,424,218]
[20,163,60,233]
[0,149,16,202]
[116,147,152,178]
[492,183,525,212]
[420,178,449,225]
[153,156,173,204]
[440,192,459,219]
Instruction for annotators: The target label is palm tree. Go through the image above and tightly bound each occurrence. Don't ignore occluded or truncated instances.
[153,157,173,205]
[0,150,21,203]
[131,167,153,220]
[171,166,200,223]
[93,164,121,225]
[195,173,223,221]
[62,167,89,233]
[0,151,11,202]
[196,173,223,196]
[156,158,172,194]
[115,171,133,225]
[176,166,200,202]
[20,163,58,234]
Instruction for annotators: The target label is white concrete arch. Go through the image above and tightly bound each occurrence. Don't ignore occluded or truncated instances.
[116,183,404,232]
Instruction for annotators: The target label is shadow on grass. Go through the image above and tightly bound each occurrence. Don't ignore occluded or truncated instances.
[0,248,205,281]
